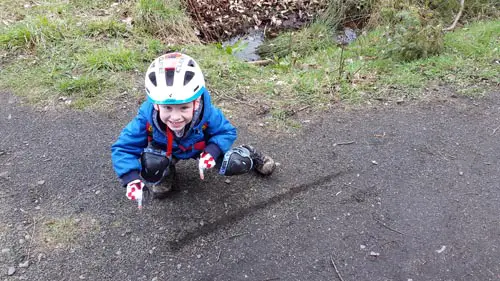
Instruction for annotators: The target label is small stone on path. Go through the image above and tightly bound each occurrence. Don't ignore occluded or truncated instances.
[0,171,9,179]
[19,260,29,268]
[8,266,16,276]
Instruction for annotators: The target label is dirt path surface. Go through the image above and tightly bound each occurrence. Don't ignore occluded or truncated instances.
[1,89,499,281]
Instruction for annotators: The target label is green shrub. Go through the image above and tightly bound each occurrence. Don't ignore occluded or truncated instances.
[319,0,377,28]
[382,6,444,61]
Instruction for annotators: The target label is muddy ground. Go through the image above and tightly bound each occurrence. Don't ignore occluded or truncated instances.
[0,87,499,281]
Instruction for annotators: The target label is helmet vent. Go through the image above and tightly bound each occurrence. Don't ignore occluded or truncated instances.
[184,71,194,85]
[165,70,175,86]
[148,72,157,86]
[193,85,199,93]
[187,60,195,67]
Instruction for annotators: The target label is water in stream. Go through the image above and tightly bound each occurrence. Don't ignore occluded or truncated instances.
[222,29,265,62]
[223,27,358,62]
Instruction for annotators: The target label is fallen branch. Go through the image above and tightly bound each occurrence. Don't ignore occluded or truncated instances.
[443,0,465,31]
[330,256,345,281]
[248,59,273,66]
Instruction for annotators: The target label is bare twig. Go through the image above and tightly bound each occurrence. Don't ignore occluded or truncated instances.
[491,125,500,136]
[296,105,311,112]
[333,141,355,146]
[443,0,465,31]
[216,232,249,243]
[26,217,36,263]
[216,249,222,262]
[373,218,405,236]
[330,256,345,281]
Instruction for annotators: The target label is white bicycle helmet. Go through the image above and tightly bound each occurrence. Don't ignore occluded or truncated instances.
[145,52,205,104]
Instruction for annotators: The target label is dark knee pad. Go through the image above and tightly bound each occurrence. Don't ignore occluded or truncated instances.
[140,146,171,184]
[219,146,253,176]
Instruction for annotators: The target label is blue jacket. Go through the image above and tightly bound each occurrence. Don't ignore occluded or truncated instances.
[111,89,237,185]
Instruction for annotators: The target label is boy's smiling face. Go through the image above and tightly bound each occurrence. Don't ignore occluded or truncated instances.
[154,102,194,131]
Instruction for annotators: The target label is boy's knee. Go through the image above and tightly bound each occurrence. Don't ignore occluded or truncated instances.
[218,146,253,176]
[140,147,171,183]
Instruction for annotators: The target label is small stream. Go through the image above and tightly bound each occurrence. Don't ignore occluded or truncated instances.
[222,29,265,62]
[222,27,358,62]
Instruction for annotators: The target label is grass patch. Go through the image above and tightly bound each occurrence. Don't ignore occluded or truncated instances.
[134,0,199,44]
[0,0,498,127]
[84,19,130,38]
[56,75,107,97]
[337,20,499,100]
[38,216,99,249]
[160,19,499,120]
[0,16,66,50]
[444,20,499,58]
[80,46,140,71]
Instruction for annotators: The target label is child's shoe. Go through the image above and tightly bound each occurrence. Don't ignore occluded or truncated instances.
[152,165,176,198]
[242,145,276,175]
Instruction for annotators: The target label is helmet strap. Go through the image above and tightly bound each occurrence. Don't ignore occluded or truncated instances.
[166,126,173,157]
[155,106,173,157]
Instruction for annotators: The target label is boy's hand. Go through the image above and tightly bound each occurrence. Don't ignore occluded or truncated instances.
[126,179,144,209]
[198,152,215,180]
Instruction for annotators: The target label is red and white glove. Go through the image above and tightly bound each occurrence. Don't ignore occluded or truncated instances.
[126,179,144,209]
[198,151,216,180]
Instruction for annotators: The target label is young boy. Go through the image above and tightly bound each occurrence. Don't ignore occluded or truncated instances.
[111,52,275,206]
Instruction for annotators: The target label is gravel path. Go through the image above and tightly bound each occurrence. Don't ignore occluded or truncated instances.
[1,89,499,281]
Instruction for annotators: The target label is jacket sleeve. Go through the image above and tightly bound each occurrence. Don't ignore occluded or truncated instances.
[204,106,237,159]
[111,103,150,186]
